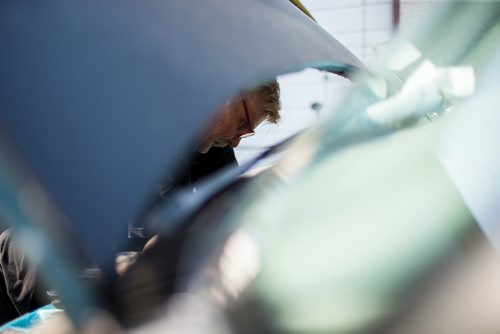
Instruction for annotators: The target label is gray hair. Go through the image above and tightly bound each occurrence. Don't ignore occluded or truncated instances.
[255,80,281,123]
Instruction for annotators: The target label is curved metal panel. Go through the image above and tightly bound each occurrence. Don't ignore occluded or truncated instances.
[0,0,362,268]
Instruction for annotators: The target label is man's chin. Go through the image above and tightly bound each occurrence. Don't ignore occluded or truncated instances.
[198,141,228,154]
[198,144,211,154]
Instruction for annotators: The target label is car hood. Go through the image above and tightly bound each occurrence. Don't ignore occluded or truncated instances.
[0,0,362,271]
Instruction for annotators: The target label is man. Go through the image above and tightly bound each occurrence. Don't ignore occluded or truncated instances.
[0,81,281,324]
[113,81,281,322]
[154,81,280,199]
[198,81,281,154]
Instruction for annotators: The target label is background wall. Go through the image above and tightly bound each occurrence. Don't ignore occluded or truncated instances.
[399,0,434,30]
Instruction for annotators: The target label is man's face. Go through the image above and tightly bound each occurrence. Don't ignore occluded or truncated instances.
[198,92,267,153]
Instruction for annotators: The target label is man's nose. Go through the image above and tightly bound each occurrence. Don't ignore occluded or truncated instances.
[229,137,242,148]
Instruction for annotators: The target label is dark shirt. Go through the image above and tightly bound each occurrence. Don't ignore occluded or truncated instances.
[164,146,237,192]
[184,146,237,184]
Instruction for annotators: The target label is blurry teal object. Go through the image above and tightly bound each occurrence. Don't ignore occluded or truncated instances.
[218,2,500,333]
[0,304,62,332]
